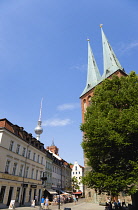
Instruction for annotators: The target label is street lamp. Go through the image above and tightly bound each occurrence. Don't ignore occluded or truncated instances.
[20,144,30,206]
[57,183,60,210]
[39,174,47,210]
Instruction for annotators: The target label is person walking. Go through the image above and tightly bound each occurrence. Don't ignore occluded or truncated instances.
[41,196,45,209]
[44,197,49,209]
[73,196,77,205]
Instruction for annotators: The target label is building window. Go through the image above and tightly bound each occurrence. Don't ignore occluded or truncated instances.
[0,186,6,203]
[12,163,17,175]
[40,171,42,180]
[27,150,31,159]
[9,140,14,151]
[16,144,20,154]
[5,160,10,173]
[75,166,77,170]
[19,165,24,177]
[31,169,34,179]
[88,96,91,105]
[15,187,20,202]
[37,155,40,163]
[36,170,38,180]
[88,192,91,197]
[83,99,87,113]
[41,157,43,164]
[22,147,26,157]
[25,166,29,178]
[33,153,36,161]
[73,172,74,174]
[79,171,80,174]
[76,172,77,174]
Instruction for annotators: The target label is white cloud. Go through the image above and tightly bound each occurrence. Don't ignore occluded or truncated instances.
[71,64,87,72]
[43,118,73,127]
[57,103,80,111]
[119,41,138,54]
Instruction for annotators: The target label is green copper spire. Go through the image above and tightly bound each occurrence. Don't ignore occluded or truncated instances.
[80,40,101,97]
[101,26,124,79]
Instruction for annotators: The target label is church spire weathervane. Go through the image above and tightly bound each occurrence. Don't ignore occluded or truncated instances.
[34,98,43,141]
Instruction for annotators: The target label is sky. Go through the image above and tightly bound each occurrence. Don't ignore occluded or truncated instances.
[0,0,138,166]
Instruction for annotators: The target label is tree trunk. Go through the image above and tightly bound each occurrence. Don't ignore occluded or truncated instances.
[131,192,138,210]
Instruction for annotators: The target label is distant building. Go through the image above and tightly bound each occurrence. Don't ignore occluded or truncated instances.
[70,161,84,196]
[46,142,72,194]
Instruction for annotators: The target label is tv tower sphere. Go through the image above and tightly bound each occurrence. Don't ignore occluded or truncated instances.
[34,121,43,135]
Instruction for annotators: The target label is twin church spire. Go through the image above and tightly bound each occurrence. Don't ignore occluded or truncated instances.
[80,26,125,97]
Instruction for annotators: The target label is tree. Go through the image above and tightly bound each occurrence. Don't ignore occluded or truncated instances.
[72,176,80,192]
[81,72,138,206]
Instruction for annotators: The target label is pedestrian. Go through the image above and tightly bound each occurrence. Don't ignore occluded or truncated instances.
[76,196,79,202]
[44,197,49,209]
[41,196,45,209]
[73,196,77,205]
[31,200,35,208]
[117,199,121,210]
[113,200,118,210]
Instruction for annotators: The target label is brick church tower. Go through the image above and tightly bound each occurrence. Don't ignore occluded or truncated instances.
[46,140,59,155]
[80,26,127,203]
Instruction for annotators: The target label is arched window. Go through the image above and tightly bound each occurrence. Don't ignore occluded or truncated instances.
[88,96,91,105]
[83,99,87,112]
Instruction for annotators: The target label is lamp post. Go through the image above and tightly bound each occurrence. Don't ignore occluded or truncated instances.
[39,174,47,210]
[57,184,60,210]
[20,144,30,206]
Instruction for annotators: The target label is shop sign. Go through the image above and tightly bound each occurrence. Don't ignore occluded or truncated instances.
[31,185,37,188]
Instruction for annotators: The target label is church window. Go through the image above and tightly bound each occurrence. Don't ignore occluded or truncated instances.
[83,99,87,113]
[88,96,91,105]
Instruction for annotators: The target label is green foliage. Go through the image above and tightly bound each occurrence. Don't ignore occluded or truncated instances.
[72,176,80,191]
[81,71,138,195]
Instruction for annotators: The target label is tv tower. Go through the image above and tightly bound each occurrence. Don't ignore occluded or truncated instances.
[34,98,43,141]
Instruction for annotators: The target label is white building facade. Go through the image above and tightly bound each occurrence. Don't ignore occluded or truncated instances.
[71,161,84,196]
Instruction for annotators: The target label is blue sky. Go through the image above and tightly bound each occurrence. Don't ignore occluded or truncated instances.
[0,0,138,166]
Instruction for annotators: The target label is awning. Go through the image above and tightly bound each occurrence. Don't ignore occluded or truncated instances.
[73,192,82,195]
[47,189,58,195]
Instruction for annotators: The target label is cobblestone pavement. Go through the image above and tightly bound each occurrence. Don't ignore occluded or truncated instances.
[2,199,105,210]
